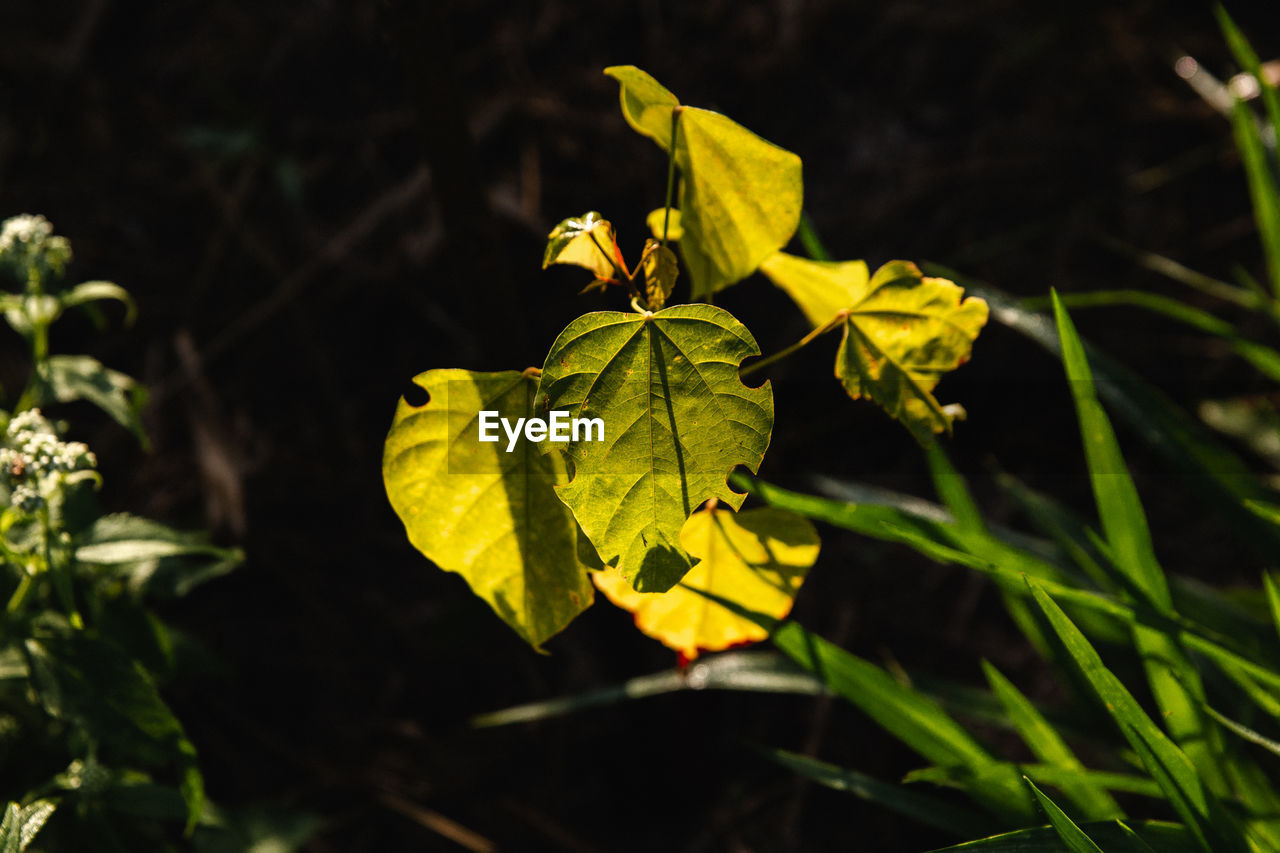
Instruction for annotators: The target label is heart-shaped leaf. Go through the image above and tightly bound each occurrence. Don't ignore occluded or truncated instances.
[762,254,987,442]
[593,505,818,659]
[538,304,774,592]
[382,369,596,649]
[605,66,803,298]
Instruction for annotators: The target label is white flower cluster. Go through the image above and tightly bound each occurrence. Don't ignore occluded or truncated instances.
[0,215,54,253]
[0,214,72,275]
[2,409,96,513]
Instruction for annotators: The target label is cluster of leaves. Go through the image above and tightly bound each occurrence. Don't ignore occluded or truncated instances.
[383,66,987,654]
[0,216,309,850]
[471,9,1280,852]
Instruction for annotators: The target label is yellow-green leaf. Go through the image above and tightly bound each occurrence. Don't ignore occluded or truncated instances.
[605,66,803,298]
[639,239,679,310]
[834,260,987,442]
[760,251,869,328]
[646,207,684,242]
[542,212,624,282]
[538,304,774,592]
[382,369,595,649]
[593,506,818,659]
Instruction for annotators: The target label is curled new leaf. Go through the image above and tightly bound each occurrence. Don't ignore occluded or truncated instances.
[593,506,819,660]
[639,239,679,310]
[382,369,595,649]
[763,254,987,442]
[542,212,625,283]
[605,66,803,298]
[538,304,774,592]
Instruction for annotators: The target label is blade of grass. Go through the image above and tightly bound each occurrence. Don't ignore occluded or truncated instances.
[757,748,991,838]
[1116,820,1159,853]
[686,589,1037,823]
[1265,572,1280,642]
[907,764,1161,799]
[924,267,1280,559]
[1028,289,1280,382]
[1228,94,1280,298]
[1027,580,1247,853]
[1024,776,1105,853]
[1054,290,1228,794]
[926,820,1198,852]
[469,650,824,727]
[1216,5,1280,155]
[984,662,1122,820]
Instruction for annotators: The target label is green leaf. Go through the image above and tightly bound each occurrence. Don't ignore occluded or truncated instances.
[538,304,773,592]
[1024,777,1105,853]
[759,748,990,838]
[927,821,1198,852]
[382,369,596,649]
[75,513,244,599]
[29,354,149,447]
[1026,581,1246,853]
[983,662,1122,820]
[542,212,624,283]
[1266,572,1280,642]
[1216,5,1280,296]
[470,650,824,727]
[1053,291,1226,794]
[834,261,987,442]
[750,613,1036,822]
[0,800,56,852]
[926,267,1280,560]
[60,280,137,326]
[1041,290,1280,382]
[759,251,868,328]
[24,635,203,834]
[604,66,803,297]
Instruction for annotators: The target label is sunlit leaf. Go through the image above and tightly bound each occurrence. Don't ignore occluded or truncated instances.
[927,821,1198,852]
[542,212,624,282]
[760,251,868,328]
[28,354,149,447]
[0,800,55,852]
[60,280,137,326]
[593,506,817,659]
[835,261,986,442]
[646,207,684,242]
[639,238,679,310]
[382,369,596,649]
[539,304,773,592]
[1053,291,1227,795]
[605,66,803,297]
[1027,580,1247,853]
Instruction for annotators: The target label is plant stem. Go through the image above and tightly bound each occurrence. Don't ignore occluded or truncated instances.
[6,571,33,617]
[41,503,83,629]
[661,108,682,248]
[740,313,845,378]
[586,230,629,282]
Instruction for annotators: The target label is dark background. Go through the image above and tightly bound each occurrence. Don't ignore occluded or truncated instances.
[3,1,1279,850]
